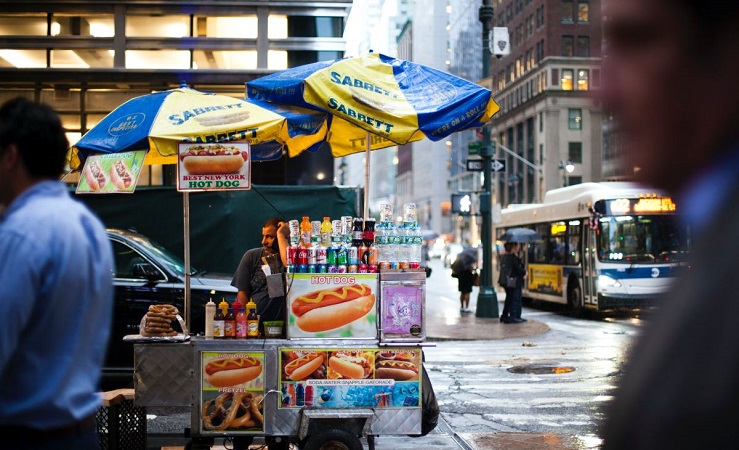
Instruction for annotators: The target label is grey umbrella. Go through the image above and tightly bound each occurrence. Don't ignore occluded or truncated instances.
[452,246,479,271]
[499,228,542,243]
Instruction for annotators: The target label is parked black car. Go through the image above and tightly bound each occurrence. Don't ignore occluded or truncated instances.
[103,228,237,389]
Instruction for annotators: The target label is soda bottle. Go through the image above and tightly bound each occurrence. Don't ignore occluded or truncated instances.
[363,218,376,247]
[300,216,311,247]
[296,383,305,407]
[351,218,364,248]
[224,302,236,339]
[234,299,246,338]
[213,299,226,339]
[320,216,332,247]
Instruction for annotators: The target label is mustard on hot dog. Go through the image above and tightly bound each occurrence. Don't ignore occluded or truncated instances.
[291,284,375,332]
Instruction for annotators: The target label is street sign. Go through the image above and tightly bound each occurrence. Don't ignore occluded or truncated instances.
[467,141,481,155]
[491,158,506,173]
[466,159,484,172]
[451,194,472,215]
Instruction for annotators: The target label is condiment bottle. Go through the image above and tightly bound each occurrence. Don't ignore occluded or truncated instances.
[246,299,259,339]
[234,299,247,339]
[224,300,236,339]
[214,299,227,339]
[205,298,215,339]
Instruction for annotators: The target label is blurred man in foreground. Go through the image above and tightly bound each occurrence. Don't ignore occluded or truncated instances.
[602,0,739,448]
[0,98,114,449]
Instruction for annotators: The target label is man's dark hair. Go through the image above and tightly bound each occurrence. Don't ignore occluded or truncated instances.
[263,217,283,229]
[504,242,515,252]
[0,97,68,179]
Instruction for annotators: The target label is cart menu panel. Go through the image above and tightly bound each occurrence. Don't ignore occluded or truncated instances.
[278,348,421,409]
[199,351,266,434]
[286,274,378,339]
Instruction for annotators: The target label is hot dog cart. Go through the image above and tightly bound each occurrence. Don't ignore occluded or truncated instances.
[132,270,434,450]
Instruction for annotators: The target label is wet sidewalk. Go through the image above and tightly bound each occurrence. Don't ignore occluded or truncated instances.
[425,290,550,341]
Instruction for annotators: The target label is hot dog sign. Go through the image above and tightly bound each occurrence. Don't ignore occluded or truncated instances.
[286,274,378,339]
[278,348,422,409]
[177,142,251,192]
[76,150,146,194]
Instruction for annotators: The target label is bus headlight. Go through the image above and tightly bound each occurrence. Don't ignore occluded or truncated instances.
[598,275,622,289]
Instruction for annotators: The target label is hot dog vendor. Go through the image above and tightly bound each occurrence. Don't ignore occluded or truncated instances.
[231,217,288,337]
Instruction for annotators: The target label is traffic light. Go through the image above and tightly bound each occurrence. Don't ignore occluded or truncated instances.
[451,194,472,215]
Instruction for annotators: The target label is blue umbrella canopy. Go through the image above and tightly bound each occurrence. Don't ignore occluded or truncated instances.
[70,85,327,168]
[247,52,500,157]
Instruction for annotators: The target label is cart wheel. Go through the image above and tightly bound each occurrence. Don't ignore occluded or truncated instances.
[232,436,254,450]
[266,435,291,450]
[303,428,363,450]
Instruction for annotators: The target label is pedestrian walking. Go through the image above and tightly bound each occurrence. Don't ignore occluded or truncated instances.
[0,97,114,449]
[451,247,477,313]
[498,242,527,323]
[601,0,739,448]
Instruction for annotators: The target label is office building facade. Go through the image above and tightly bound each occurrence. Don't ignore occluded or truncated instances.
[0,0,350,185]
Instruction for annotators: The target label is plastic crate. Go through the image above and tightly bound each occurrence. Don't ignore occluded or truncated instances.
[96,389,147,450]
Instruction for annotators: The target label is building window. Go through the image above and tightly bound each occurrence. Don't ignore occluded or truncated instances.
[578,1,589,23]
[562,35,574,56]
[569,142,583,163]
[561,69,574,90]
[539,112,543,132]
[562,0,574,23]
[577,36,590,57]
[568,108,583,130]
[568,176,582,186]
[592,68,601,87]
[551,68,559,86]
[127,15,190,38]
[194,16,258,38]
[577,69,589,90]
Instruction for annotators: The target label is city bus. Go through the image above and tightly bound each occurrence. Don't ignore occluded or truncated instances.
[494,182,690,311]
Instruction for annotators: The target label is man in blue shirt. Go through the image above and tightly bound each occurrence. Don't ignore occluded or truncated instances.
[601,0,739,448]
[0,98,114,449]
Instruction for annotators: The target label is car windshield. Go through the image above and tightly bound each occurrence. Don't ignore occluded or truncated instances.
[598,215,690,263]
[128,233,197,276]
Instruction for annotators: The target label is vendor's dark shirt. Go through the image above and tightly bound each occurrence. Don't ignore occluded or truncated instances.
[231,248,285,323]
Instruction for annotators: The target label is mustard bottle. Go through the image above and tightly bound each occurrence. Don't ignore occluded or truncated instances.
[246,299,259,338]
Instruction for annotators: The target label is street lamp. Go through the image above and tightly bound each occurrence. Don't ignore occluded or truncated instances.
[338,160,347,185]
[559,160,574,187]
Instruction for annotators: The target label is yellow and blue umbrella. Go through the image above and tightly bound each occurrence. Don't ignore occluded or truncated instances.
[247,52,500,157]
[71,85,327,169]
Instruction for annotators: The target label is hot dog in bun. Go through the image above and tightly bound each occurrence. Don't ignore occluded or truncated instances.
[291,284,375,332]
[205,356,262,387]
[328,351,372,379]
[375,359,419,381]
[109,159,133,189]
[84,160,107,191]
[181,144,247,175]
[284,352,325,381]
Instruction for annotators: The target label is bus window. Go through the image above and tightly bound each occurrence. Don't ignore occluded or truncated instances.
[549,222,566,264]
[567,221,581,265]
[529,223,549,263]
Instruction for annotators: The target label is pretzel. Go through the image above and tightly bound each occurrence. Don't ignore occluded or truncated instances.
[202,392,263,431]
[148,304,178,317]
[144,316,174,325]
[141,330,177,337]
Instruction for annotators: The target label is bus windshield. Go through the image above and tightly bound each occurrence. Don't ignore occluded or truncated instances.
[598,215,690,263]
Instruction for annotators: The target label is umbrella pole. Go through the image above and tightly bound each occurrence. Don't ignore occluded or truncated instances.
[183,191,191,330]
[364,130,371,220]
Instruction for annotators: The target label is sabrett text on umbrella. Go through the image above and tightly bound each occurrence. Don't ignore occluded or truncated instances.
[349,134,393,148]
[327,97,394,133]
[168,103,245,126]
[182,128,258,144]
[330,72,398,98]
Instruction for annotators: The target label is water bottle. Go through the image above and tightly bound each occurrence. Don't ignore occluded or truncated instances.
[375,222,387,267]
[398,222,410,269]
[409,225,422,269]
[386,221,398,268]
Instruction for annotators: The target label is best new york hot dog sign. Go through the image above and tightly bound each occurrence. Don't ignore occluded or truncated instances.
[286,274,379,338]
[177,142,251,192]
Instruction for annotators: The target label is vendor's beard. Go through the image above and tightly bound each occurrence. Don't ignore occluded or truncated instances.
[264,241,279,255]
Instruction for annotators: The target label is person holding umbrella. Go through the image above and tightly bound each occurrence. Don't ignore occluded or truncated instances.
[451,247,478,313]
[498,242,527,323]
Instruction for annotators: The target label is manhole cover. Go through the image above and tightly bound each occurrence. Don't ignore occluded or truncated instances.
[507,365,576,374]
